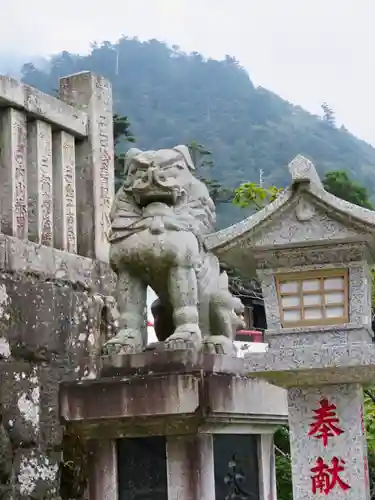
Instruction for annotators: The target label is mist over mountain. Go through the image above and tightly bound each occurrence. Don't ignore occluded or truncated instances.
[6,37,375,227]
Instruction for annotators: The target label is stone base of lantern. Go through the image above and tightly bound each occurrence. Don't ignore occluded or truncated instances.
[245,334,375,387]
[59,352,287,500]
[244,326,374,500]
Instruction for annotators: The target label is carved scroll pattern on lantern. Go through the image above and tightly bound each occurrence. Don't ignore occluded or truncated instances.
[12,112,28,239]
[308,397,350,494]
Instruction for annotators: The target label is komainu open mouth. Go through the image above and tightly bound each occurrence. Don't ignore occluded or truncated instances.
[135,189,178,207]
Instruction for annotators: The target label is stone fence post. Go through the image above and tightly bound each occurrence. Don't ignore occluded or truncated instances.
[59,72,114,262]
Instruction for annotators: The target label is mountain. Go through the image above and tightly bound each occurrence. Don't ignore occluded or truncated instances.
[17,37,375,228]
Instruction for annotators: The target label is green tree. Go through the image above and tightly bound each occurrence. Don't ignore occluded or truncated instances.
[113,114,136,192]
[321,102,336,126]
[233,182,282,210]
[234,169,374,212]
[187,141,233,205]
[323,170,373,209]
[274,426,292,500]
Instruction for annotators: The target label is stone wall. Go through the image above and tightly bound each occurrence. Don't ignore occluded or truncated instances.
[0,71,115,499]
[0,234,115,498]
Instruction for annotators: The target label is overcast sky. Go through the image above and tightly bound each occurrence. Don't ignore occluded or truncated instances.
[2,0,375,144]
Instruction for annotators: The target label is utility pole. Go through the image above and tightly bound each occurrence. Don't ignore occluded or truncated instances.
[259,169,264,187]
[115,47,119,76]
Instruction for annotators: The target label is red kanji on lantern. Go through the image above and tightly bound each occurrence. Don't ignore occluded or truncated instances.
[308,398,344,447]
[311,457,351,494]
[364,456,369,486]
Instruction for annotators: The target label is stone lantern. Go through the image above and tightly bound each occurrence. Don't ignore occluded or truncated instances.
[206,155,375,500]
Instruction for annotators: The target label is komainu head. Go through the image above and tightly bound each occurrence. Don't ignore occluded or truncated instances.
[121,145,198,208]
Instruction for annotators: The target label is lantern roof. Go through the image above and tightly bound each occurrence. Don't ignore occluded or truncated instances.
[205,155,375,275]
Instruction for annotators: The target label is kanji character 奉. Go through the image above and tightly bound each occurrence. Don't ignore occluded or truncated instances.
[308,398,344,447]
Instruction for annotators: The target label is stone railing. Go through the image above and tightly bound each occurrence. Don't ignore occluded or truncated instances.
[0,71,114,262]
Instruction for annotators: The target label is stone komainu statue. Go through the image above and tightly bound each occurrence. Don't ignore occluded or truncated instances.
[104,145,244,354]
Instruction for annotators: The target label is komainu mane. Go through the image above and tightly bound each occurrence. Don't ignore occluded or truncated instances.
[104,145,244,354]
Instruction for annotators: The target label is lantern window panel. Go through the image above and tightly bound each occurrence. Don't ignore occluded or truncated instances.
[276,269,348,327]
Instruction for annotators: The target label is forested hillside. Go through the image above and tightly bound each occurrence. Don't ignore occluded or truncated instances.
[20,37,375,227]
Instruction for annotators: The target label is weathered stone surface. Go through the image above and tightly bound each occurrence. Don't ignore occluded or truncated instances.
[0,108,28,240]
[205,373,287,420]
[0,362,63,449]
[245,340,375,387]
[0,71,119,499]
[0,421,12,485]
[27,120,54,246]
[100,351,246,377]
[0,361,40,446]
[14,448,60,499]
[60,368,288,434]
[60,374,201,423]
[0,274,82,359]
[0,75,88,137]
[166,434,215,500]
[39,366,63,447]
[0,233,115,293]
[59,72,114,262]
[52,131,77,253]
[288,384,369,500]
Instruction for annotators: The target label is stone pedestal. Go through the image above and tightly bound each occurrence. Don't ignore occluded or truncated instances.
[60,352,288,499]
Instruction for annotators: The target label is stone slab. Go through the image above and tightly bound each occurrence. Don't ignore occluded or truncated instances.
[27,120,54,246]
[59,370,288,437]
[205,374,287,421]
[244,341,375,387]
[166,434,215,500]
[52,130,77,253]
[266,323,373,350]
[0,108,28,239]
[288,384,369,500]
[100,351,246,377]
[60,374,200,422]
[0,75,88,137]
[87,440,117,500]
[0,233,115,294]
[59,72,114,262]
